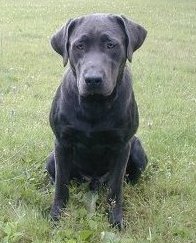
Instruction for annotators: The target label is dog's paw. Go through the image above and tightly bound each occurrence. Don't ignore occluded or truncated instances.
[50,201,64,221]
[108,208,123,230]
[50,207,61,221]
[126,170,142,185]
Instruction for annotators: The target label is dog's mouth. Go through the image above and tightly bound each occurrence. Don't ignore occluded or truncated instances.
[79,86,118,102]
[77,82,112,97]
[77,69,114,97]
[77,78,114,98]
[84,89,112,96]
[79,88,113,98]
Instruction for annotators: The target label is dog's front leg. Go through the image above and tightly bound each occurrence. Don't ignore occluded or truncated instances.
[107,143,131,230]
[51,140,72,220]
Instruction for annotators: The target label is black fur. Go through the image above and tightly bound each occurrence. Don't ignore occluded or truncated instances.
[46,13,148,229]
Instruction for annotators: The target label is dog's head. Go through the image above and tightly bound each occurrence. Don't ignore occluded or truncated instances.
[51,14,147,97]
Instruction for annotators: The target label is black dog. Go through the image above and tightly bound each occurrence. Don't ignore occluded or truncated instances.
[46,13,148,229]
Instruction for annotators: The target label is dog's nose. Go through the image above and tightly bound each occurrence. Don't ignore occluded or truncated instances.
[85,75,103,87]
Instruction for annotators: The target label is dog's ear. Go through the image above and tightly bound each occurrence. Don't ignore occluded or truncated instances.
[118,16,147,62]
[51,19,75,66]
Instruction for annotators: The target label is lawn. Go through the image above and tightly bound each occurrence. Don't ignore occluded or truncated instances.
[0,0,195,242]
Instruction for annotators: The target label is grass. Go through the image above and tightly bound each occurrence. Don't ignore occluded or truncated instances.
[0,0,195,242]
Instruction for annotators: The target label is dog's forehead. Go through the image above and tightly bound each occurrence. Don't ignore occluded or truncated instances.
[71,14,125,40]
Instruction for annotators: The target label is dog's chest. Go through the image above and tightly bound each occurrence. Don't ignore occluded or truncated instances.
[61,126,126,176]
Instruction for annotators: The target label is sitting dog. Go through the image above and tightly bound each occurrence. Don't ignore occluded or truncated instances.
[46,13,148,229]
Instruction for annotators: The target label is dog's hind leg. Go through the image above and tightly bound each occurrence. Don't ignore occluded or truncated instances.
[46,151,55,184]
[45,151,84,184]
[126,136,148,185]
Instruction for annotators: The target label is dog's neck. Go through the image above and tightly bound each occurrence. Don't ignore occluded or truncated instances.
[76,86,119,124]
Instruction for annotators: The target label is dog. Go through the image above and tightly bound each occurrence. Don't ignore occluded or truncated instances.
[46,13,148,229]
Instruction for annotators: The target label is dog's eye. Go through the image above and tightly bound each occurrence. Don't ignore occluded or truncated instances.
[106,42,116,49]
[76,43,84,50]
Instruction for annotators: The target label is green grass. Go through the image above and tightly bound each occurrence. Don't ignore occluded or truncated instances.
[0,0,195,242]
